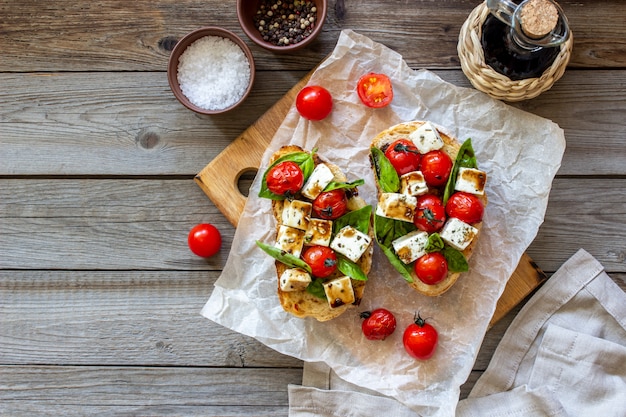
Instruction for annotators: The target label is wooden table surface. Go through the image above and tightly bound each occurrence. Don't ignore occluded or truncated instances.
[1,1,625,415]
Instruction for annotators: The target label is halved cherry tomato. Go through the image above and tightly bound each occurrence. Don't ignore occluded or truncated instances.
[414,194,446,233]
[414,252,448,285]
[296,85,333,121]
[384,139,421,175]
[266,161,304,197]
[445,191,484,224]
[357,73,393,108]
[403,313,438,360]
[360,308,397,341]
[420,150,453,187]
[188,223,222,258]
[312,189,348,220]
[302,245,337,278]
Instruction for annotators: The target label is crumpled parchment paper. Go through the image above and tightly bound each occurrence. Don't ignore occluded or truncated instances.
[201,30,566,416]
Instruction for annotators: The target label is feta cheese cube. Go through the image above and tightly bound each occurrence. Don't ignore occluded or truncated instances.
[400,171,429,197]
[279,268,312,292]
[281,199,312,230]
[301,163,335,200]
[304,218,333,247]
[454,167,487,195]
[275,225,306,258]
[375,193,417,223]
[391,230,429,264]
[323,276,355,309]
[330,225,372,263]
[440,217,478,251]
[409,122,444,153]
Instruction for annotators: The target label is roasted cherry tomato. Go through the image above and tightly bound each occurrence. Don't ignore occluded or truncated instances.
[414,252,448,285]
[445,191,484,224]
[295,85,333,121]
[187,223,222,258]
[266,161,304,197]
[312,189,348,220]
[384,139,421,175]
[403,313,438,360]
[360,308,397,341]
[420,150,453,187]
[357,73,394,108]
[414,194,446,233]
[302,245,337,278]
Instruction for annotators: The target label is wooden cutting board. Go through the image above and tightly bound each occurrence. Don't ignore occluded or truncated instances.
[195,69,546,328]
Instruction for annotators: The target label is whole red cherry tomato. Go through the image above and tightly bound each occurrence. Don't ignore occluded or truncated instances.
[266,161,304,197]
[312,189,348,220]
[302,245,337,278]
[403,313,438,360]
[420,150,453,187]
[188,223,222,258]
[414,194,446,233]
[445,191,484,224]
[384,139,422,175]
[295,85,333,121]
[414,252,448,285]
[360,308,397,340]
[356,73,394,108]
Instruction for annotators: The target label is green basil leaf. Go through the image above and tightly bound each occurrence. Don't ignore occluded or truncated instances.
[258,151,315,200]
[336,256,368,281]
[306,278,326,299]
[374,214,416,283]
[442,246,469,272]
[255,240,312,274]
[443,138,478,204]
[425,233,445,253]
[370,147,400,193]
[324,178,365,192]
[378,241,414,283]
[333,205,372,236]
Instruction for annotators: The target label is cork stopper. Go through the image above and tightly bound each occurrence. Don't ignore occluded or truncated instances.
[519,0,559,39]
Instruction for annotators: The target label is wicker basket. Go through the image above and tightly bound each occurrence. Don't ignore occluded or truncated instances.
[458,2,573,102]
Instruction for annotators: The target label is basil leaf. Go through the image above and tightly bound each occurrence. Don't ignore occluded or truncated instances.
[255,240,312,274]
[258,151,315,200]
[333,205,372,236]
[443,138,478,204]
[370,147,400,193]
[336,256,368,281]
[306,279,326,299]
[425,233,445,253]
[442,246,469,272]
[378,241,414,283]
[324,178,365,192]
[374,214,416,283]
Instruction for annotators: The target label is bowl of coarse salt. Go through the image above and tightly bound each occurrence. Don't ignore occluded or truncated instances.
[167,27,255,114]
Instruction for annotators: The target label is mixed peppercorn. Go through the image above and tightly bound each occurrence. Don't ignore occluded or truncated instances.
[254,0,318,46]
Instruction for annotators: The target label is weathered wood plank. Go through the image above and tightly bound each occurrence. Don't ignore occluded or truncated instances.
[1,70,625,176]
[1,1,624,71]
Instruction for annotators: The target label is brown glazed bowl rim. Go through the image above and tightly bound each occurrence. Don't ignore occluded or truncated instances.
[167,27,255,115]
[236,0,327,53]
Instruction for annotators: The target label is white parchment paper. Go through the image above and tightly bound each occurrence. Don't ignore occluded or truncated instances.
[201,30,566,416]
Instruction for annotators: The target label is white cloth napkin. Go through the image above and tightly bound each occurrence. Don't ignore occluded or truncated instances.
[288,249,626,417]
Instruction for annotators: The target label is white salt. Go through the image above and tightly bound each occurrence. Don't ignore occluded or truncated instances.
[177,36,251,111]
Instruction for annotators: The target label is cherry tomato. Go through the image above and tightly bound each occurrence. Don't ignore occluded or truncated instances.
[312,189,348,220]
[356,73,394,108]
[188,223,222,258]
[413,194,446,233]
[403,313,438,360]
[414,252,448,285]
[445,191,484,224]
[295,85,333,121]
[384,139,421,175]
[266,161,304,197]
[420,150,453,187]
[360,308,397,341]
[302,245,337,278]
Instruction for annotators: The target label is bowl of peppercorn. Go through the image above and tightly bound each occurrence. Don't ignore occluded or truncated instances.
[237,0,327,53]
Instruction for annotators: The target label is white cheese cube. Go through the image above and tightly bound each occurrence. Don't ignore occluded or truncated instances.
[454,167,487,195]
[275,225,306,258]
[440,217,478,251]
[330,225,372,263]
[304,218,333,247]
[279,268,312,292]
[281,199,312,230]
[400,171,429,197]
[391,230,429,264]
[301,163,335,200]
[323,276,355,309]
[375,193,417,223]
[409,122,444,153]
